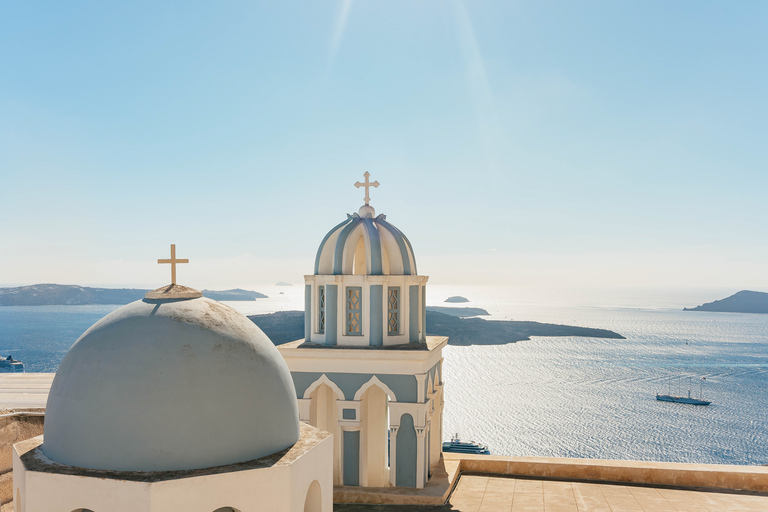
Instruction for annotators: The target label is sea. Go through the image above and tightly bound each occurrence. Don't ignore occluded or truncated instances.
[1,285,767,466]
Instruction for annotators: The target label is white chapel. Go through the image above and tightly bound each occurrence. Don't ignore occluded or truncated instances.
[13,250,333,512]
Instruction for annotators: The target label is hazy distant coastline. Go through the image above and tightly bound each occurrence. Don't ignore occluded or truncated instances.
[249,310,624,346]
[0,284,267,306]
[684,290,768,314]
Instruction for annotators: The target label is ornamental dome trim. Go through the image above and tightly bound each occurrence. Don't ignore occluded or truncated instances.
[314,213,418,276]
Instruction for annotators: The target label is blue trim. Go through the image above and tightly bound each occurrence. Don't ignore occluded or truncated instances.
[401,230,418,275]
[396,413,417,487]
[409,285,419,343]
[342,408,356,420]
[343,430,360,486]
[314,216,353,275]
[325,284,338,345]
[369,285,383,346]
[290,372,418,402]
[427,429,431,479]
[362,218,383,275]
[377,217,412,275]
[333,216,362,275]
[304,285,312,341]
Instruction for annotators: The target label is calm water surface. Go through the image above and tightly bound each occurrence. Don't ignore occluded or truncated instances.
[1,285,766,465]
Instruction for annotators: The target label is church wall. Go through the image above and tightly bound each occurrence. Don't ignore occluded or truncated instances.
[280,340,444,379]
[291,372,417,403]
[425,360,442,402]
[280,338,447,490]
[287,434,333,512]
[150,467,291,512]
[23,469,152,512]
[15,440,333,512]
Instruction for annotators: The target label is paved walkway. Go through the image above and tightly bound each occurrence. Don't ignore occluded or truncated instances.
[0,373,54,409]
[335,474,768,511]
[449,475,768,512]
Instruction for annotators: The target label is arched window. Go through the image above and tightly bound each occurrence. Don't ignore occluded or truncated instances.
[72,509,95,512]
[212,508,240,512]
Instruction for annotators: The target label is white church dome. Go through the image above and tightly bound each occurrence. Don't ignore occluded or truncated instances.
[42,296,300,472]
[314,212,418,276]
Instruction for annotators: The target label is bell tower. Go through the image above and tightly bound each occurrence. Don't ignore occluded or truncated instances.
[279,174,446,490]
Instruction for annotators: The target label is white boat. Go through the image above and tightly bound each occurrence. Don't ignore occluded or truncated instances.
[442,434,490,455]
[0,355,24,373]
[657,377,710,405]
[656,392,711,406]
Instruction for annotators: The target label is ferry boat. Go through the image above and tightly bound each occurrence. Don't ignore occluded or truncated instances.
[442,434,490,455]
[0,355,24,373]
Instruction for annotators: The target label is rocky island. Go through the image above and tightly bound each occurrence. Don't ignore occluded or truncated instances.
[201,289,268,301]
[249,310,624,346]
[0,284,267,306]
[684,290,768,314]
[444,296,470,303]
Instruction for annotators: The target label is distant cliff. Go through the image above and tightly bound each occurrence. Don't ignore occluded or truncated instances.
[201,289,267,300]
[0,284,267,306]
[684,290,768,314]
[249,311,305,344]
[248,310,624,346]
[0,284,146,306]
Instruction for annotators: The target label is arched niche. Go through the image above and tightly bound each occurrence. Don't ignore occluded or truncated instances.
[396,413,417,487]
[303,480,322,512]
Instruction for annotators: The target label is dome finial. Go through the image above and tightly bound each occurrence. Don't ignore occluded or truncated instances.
[354,171,379,206]
[146,244,202,299]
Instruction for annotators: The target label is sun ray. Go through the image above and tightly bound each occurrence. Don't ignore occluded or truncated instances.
[327,0,354,76]
[450,0,502,170]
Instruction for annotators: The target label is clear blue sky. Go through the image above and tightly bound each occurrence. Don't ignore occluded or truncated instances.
[1,1,766,290]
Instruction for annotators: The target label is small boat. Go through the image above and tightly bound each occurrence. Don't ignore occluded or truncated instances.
[0,355,24,373]
[657,377,710,405]
[442,434,490,455]
[656,393,711,406]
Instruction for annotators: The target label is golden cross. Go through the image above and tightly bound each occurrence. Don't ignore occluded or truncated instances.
[354,171,380,206]
[157,244,189,285]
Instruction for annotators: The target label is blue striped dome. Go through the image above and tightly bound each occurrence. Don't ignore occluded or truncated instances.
[314,213,418,276]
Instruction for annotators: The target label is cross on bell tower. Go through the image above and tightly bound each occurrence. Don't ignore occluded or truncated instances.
[158,244,189,285]
[354,172,379,206]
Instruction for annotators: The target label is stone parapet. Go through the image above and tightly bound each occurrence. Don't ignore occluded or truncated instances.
[444,453,768,493]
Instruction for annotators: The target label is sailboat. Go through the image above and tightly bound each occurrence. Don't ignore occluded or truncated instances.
[656,377,711,406]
